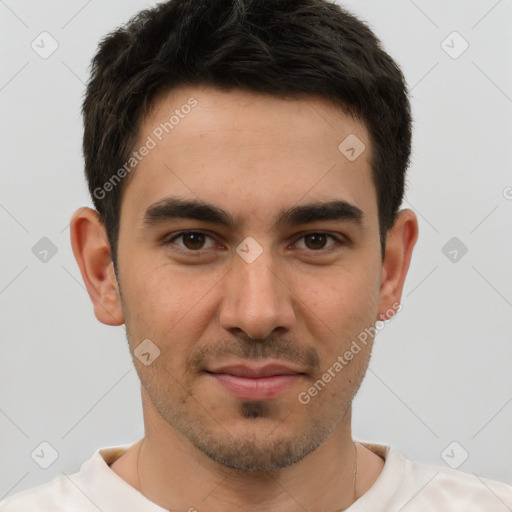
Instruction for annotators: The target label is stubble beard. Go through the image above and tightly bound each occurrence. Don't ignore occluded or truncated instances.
[146,386,344,472]
[129,330,370,472]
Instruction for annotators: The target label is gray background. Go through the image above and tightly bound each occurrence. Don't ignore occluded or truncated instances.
[1,0,511,500]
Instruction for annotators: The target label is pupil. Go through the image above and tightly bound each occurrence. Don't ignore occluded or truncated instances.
[184,233,205,250]
[305,233,326,250]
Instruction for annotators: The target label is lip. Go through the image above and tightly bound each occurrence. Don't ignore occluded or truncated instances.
[206,363,305,401]
[208,363,303,378]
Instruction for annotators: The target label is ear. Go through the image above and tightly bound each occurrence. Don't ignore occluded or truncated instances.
[377,209,418,320]
[70,207,124,326]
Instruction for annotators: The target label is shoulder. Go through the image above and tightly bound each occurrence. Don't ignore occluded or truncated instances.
[361,443,512,510]
[0,474,92,512]
[408,458,512,509]
[0,444,132,512]
[396,445,512,510]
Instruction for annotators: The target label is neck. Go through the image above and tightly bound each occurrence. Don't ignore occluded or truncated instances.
[132,405,360,512]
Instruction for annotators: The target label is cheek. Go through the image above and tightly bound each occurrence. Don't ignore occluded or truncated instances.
[299,263,380,327]
[120,262,225,352]
[291,263,381,376]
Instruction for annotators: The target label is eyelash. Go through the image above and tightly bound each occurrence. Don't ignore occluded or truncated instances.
[164,230,346,254]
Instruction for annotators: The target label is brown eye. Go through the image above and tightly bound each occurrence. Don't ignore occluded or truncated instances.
[294,232,341,251]
[168,231,216,251]
[182,232,206,250]
[304,233,328,250]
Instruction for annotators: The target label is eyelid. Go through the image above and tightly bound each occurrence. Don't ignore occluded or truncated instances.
[164,230,219,251]
[162,229,347,254]
[291,231,347,251]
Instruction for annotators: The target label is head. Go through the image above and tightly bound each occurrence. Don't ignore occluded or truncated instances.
[72,0,417,472]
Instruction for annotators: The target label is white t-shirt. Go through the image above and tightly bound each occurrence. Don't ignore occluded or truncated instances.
[1,442,511,511]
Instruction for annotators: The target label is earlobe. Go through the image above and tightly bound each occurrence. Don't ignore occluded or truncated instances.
[70,207,124,326]
[378,209,418,320]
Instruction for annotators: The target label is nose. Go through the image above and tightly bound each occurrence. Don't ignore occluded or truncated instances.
[219,251,296,340]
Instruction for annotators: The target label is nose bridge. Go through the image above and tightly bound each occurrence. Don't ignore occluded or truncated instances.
[240,254,276,299]
[219,246,295,338]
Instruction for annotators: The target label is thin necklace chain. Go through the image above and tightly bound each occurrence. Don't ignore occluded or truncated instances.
[352,441,358,505]
[136,439,358,510]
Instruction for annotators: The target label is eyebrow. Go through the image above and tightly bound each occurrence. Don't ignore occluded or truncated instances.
[142,197,364,229]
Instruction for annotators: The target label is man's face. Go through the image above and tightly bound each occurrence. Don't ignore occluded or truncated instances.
[115,86,386,471]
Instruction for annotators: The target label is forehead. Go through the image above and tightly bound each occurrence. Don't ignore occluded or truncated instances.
[121,85,377,228]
